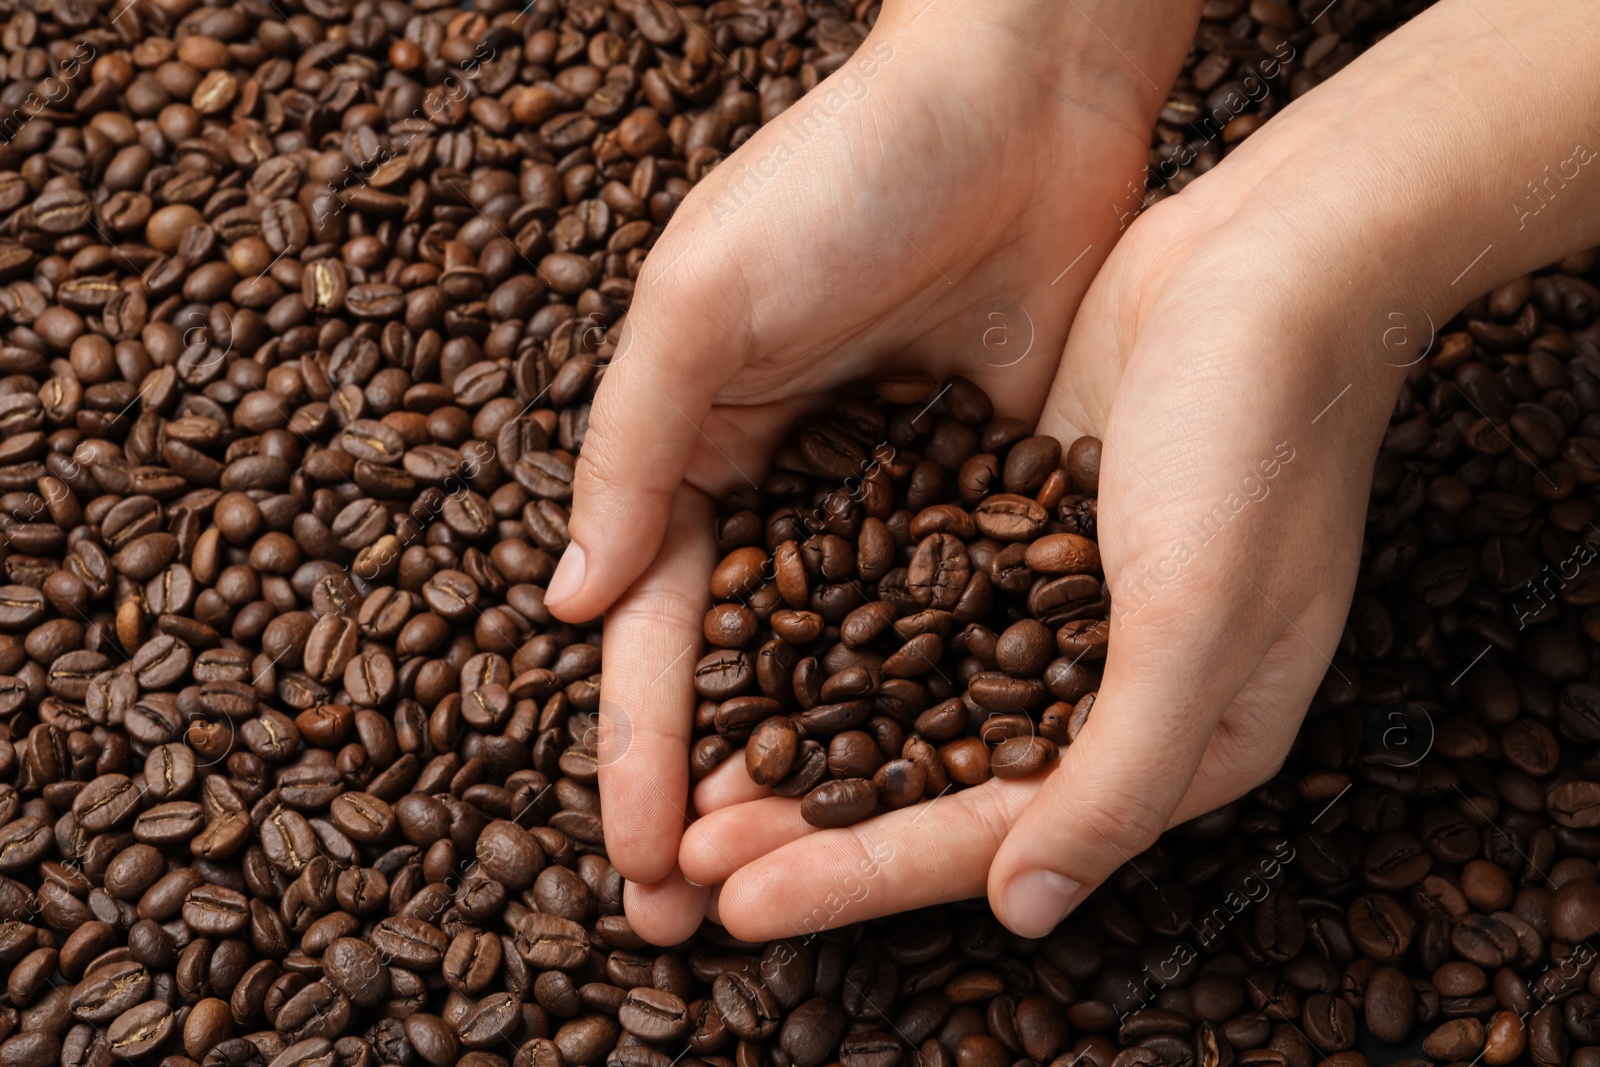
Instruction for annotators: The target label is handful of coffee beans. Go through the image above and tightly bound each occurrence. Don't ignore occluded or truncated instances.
[692,374,1106,828]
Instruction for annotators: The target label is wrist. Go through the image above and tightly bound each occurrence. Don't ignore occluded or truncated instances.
[875,0,1200,122]
[1174,0,1600,338]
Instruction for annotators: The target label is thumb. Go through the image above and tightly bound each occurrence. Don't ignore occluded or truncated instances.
[985,554,1279,938]
[543,214,755,623]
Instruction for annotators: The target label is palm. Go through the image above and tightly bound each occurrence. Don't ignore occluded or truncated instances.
[645,47,1152,499]
[1043,193,1375,819]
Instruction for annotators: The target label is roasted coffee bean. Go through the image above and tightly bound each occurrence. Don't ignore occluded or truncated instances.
[990,736,1057,779]
[370,916,448,971]
[619,987,691,1041]
[517,913,590,971]
[106,1000,176,1059]
[713,972,781,1040]
[182,885,249,937]
[70,959,151,1024]
[323,938,389,1009]
[1364,965,1414,1044]
[747,717,800,785]
[476,819,544,890]
[404,1013,460,1067]
[801,778,879,829]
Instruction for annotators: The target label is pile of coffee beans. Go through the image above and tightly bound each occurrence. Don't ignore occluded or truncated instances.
[693,375,1105,829]
[5,0,1600,1063]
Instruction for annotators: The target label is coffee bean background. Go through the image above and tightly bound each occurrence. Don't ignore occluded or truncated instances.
[3,0,1600,1066]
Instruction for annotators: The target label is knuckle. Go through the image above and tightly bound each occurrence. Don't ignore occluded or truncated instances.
[961,788,1020,852]
[1073,786,1170,858]
[1242,750,1288,792]
[615,587,703,636]
[570,447,626,498]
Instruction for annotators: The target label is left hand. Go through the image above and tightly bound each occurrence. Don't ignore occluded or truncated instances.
[557,0,1204,945]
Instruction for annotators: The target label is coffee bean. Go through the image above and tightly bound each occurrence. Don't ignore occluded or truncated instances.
[72,773,142,832]
[1423,1018,1485,1061]
[800,778,879,829]
[619,986,691,1041]
[555,1014,622,1066]
[781,998,848,1067]
[323,938,389,1008]
[476,819,544,889]
[517,912,590,971]
[990,736,1056,779]
[182,885,249,937]
[403,1013,460,1067]
[1364,965,1414,1044]
[713,972,782,1039]
[747,716,800,785]
[106,1000,176,1059]
[1002,437,1062,494]
[70,959,151,1024]
[370,916,448,971]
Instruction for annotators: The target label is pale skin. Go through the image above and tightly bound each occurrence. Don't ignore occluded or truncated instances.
[545,0,1600,944]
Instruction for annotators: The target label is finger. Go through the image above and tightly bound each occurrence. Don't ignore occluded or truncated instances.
[623,869,712,948]
[680,796,809,886]
[691,747,772,815]
[984,546,1286,940]
[700,715,1310,944]
[710,778,1041,942]
[1173,633,1333,824]
[598,486,716,884]
[545,290,737,622]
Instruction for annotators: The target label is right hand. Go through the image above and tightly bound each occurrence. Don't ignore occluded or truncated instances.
[543,0,1202,944]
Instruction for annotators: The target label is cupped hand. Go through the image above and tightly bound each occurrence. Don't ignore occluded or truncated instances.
[679,132,1407,942]
[543,0,1201,944]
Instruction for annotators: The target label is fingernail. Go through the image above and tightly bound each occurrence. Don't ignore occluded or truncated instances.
[1004,871,1082,938]
[547,542,586,607]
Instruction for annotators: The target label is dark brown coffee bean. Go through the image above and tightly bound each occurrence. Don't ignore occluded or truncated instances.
[746,717,800,785]
[712,972,781,1040]
[324,937,389,1009]
[516,913,590,971]
[619,987,690,1041]
[1422,1018,1485,1061]
[327,792,394,843]
[800,779,878,829]
[476,819,544,889]
[1364,965,1415,1045]
[72,774,142,832]
[1066,436,1102,491]
[182,885,249,937]
[990,736,1056,779]
[780,998,847,1067]
[554,1014,622,1067]
[1002,437,1061,494]
[370,916,448,971]
[106,1000,176,1059]
[403,1013,460,1067]
[70,959,151,1024]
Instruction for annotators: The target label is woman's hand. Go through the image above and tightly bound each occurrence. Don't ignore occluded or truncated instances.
[680,0,1600,941]
[543,0,1202,944]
